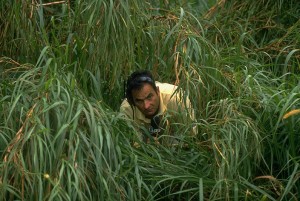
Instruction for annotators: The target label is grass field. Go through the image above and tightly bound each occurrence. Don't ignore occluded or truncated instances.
[1,0,300,200]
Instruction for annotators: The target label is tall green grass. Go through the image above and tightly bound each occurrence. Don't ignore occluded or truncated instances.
[1,0,300,200]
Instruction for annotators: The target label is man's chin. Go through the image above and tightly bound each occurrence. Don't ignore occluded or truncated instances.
[144,110,158,118]
[144,110,158,119]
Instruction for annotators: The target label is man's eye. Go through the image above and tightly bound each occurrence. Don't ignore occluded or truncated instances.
[147,94,153,99]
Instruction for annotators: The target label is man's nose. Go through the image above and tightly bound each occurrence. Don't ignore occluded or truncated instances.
[144,100,151,109]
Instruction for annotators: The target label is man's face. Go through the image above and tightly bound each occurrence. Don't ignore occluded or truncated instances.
[132,83,160,118]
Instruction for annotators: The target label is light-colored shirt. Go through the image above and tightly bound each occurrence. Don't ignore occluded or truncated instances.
[120,82,195,141]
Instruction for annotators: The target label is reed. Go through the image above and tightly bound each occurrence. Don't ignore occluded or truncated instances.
[1,0,300,200]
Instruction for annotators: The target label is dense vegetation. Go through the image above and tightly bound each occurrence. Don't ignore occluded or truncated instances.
[1,0,300,200]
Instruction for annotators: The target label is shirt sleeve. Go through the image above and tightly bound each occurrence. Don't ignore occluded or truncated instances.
[120,99,145,142]
[120,99,134,119]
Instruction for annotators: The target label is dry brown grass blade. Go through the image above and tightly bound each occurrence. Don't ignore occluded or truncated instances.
[204,0,226,19]
[35,1,67,6]
[3,103,37,163]
[173,34,182,86]
[213,142,226,168]
[30,0,70,18]
[253,175,283,196]
[0,57,21,66]
[2,103,37,200]
[282,109,300,120]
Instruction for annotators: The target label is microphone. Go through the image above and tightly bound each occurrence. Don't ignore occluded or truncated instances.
[150,115,161,136]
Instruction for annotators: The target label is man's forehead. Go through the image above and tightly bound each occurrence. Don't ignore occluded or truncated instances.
[132,84,156,99]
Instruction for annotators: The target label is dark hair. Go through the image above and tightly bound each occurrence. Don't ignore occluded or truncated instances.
[125,70,157,105]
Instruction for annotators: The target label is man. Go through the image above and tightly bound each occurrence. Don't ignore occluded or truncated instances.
[120,70,195,144]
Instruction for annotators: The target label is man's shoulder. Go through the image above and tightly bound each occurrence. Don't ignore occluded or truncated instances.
[120,99,129,107]
[156,82,178,95]
[120,99,132,111]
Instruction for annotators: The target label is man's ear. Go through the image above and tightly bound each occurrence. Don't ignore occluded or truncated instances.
[156,86,160,94]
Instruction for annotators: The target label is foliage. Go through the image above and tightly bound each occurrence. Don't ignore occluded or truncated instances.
[1,0,300,200]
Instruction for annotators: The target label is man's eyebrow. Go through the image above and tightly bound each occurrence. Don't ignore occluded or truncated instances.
[135,98,144,102]
[134,93,153,101]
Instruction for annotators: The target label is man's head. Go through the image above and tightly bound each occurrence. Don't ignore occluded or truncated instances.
[126,70,160,118]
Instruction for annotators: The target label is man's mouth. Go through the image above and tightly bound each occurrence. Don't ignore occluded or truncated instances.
[145,108,154,114]
[145,109,153,114]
